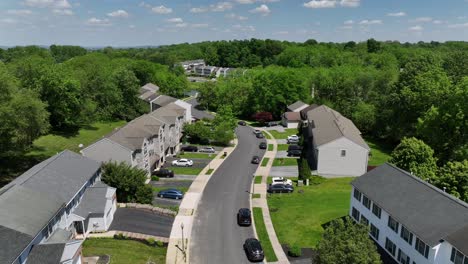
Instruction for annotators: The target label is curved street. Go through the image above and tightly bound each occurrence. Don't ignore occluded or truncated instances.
[189,125,266,264]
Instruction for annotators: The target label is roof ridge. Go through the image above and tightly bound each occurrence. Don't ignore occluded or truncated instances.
[20,150,68,186]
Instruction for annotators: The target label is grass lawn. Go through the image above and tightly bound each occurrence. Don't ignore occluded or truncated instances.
[261,158,269,167]
[268,144,274,151]
[170,167,203,175]
[277,144,289,151]
[253,193,261,198]
[206,168,214,175]
[152,186,189,194]
[178,152,215,159]
[365,137,393,166]
[82,238,166,264]
[253,208,278,262]
[268,177,353,248]
[268,129,298,139]
[272,158,298,167]
[262,131,272,139]
[254,176,262,184]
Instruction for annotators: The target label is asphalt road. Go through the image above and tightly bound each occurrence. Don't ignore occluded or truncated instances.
[190,125,266,264]
[109,208,174,237]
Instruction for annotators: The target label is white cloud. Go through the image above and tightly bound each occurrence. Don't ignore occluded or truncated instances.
[358,19,382,25]
[340,0,360,7]
[340,25,353,30]
[53,8,73,15]
[0,18,18,24]
[410,17,432,23]
[343,20,354,25]
[408,25,423,31]
[190,7,208,13]
[166,17,183,23]
[226,13,248,20]
[151,5,172,14]
[7,9,33,15]
[192,23,209,28]
[129,25,136,29]
[232,24,255,31]
[303,0,336,8]
[236,0,280,3]
[432,20,443,25]
[448,22,468,28]
[249,4,271,15]
[387,12,406,17]
[107,10,129,18]
[210,2,233,12]
[174,23,188,28]
[23,0,71,9]
[273,31,289,35]
[86,17,111,26]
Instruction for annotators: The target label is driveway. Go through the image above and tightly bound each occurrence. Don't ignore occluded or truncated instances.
[109,208,174,237]
[165,157,211,169]
[276,151,290,158]
[150,180,191,208]
[270,166,299,177]
[190,125,266,264]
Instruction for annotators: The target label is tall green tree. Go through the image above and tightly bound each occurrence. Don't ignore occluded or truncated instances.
[434,160,468,202]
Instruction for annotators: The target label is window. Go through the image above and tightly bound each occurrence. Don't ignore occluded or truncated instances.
[385,238,396,256]
[360,215,369,226]
[372,204,381,218]
[352,207,360,221]
[353,189,362,201]
[401,226,413,245]
[415,237,429,258]
[398,249,411,264]
[451,248,467,264]
[362,195,371,209]
[341,149,346,157]
[388,216,399,233]
[370,224,379,240]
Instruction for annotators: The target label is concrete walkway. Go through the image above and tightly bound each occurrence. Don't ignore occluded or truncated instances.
[166,140,238,264]
[252,129,290,264]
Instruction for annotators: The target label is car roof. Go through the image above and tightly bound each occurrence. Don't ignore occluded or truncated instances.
[239,208,251,213]
[162,188,182,192]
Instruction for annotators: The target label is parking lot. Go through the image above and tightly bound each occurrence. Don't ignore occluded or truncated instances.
[109,208,174,237]
[150,180,192,208]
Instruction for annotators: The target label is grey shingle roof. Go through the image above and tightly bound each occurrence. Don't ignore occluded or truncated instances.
[74,183,114,218]
[27,243,65,264]
[107,115,163,150]
[0,225,32,264]
[300,104,319,120]
[352,163,468,249]
[47,228,72,243]
[307,105,369,149]
[287,100,308,112]
[152,95,178,108]
[191,107,214,120]
[283,112,301,121]
[141,83,160,93]
[139,83,160,102]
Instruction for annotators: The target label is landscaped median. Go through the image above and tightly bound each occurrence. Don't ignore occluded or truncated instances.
[253,208,278,262]
[170,167,203,175]
[272,158,298,167]
[178,152,216,159]
[261,157,270,167]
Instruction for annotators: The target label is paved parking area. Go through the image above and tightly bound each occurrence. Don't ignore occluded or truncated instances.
[164,157,211,169]
[109,208,174,238]
[264,126,285,132]
[276,151,289,158]
[150,180,191,208]
[270,166,298,177]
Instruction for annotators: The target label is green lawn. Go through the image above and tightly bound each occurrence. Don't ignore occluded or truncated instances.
[277,144,289,151]
[206,168,214,175]
[268,178,353,248]
[179,152,215,159]
[255,176,263,184]
[253,208,278,262]
[268,129,298,139]
[253,193,261,198]
[262,131,272,139]
[365,138,393,166]
[170,167,203,175]
[261,157,270,167]
[272,158,298,167]
[268,144,274,151]
[82,238,166,264]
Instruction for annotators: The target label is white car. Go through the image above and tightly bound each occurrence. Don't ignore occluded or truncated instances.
[271,177,293,186]
[253,129,262,135]
[199,147,216,153]
[287,135,299,141]
[171,159,194,167]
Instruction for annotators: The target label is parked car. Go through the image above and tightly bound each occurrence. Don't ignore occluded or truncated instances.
[238,120,247,126]
[287,144,302,151]
[256,133,265,139]
[287,149,302,157]
[152,169,174,178]
[199,147,216,153]
[157,189,184,200]
[181,145,198,152]
[251,156,260,164]
[271,177,293,186]
[287,135,299,141]
[243,238,264,262]
[266,121,280,127]
[171,159,194,167]
[253,129,261,135]
[259,142,267,149]
[267,183,294,193]
[237,208,252,226]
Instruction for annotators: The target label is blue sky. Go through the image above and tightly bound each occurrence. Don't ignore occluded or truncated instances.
[0,0,467,46]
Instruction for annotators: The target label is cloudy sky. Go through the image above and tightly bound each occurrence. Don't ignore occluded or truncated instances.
[0,0,467,46]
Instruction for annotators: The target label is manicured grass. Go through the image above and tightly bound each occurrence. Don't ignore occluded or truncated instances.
[253,193,261,198]
[365,137,393,166]
[261,158,270,167]
[272,158,298,167]
[206,168,214,175]
[268,144,274,151]
[152,186,189,194]
[262,131,272,139]
[277,144,289,151]
[268,129,298,139]
[179,152,215,159]
[170,167,203,175]
[253,208,278,262]
[28,120,127,157]
[82,238,166,264]
[268,178,353,248]
[254,176,263,184]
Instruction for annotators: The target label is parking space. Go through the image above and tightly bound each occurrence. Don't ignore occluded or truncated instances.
[275,151,290,158]
[109,208,174,237]
[164,157,211,169]
[150,180,192,208]
[270,166,299,177]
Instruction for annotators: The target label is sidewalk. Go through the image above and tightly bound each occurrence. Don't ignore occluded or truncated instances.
[166,139,238,264]
[252,129,290,264]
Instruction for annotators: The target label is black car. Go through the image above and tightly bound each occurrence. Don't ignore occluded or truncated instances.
[267,183,294,193]
[251,156,260,164]
[238,120,247,126]
[256,133,265,139]
[259,142,267,149]
[181,145,198,152]
[243,238,264,262]
[266,121,280,127]
[237,208,252,226]
[152,169,174,178]
[287,144,302,151]
[287,149,302,157]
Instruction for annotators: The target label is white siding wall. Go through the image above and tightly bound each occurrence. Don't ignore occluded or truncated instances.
[316,137,368,176]
[349,187,454,264]
[174,100,192,123]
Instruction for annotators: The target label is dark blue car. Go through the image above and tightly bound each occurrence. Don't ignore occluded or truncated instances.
[158,189,184,200]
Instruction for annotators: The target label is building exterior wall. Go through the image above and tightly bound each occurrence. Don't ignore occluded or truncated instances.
[174,100,192,123]
[316,137,368,176]
[81,139,132,166]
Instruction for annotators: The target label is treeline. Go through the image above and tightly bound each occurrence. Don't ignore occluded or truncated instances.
[0,45,188,154]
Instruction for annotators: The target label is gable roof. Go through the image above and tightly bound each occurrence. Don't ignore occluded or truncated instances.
[152,95,178,108]
[300,104,320,120]
[142,83,160,93]
[74,183,115,218]
[150,103,184,125]
[283,112,301,121]
[352,163,468,251]
[139,83,160,102]
[0,225,33,264]
[27,243,65,264]
[287,101,309,112]
[307,105,369,149]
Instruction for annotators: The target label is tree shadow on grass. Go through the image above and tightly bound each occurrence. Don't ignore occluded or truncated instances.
[0,153,50,187]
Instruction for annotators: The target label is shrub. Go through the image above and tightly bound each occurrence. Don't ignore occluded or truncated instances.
[156,240,164,247]
[151,175,159,181]
[288,244,302,257]
[146,238,156,246]
[114,233,125,240]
